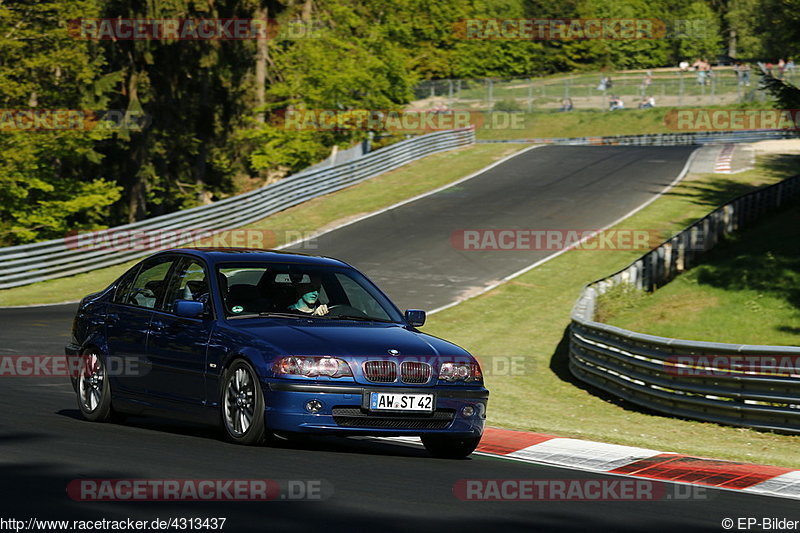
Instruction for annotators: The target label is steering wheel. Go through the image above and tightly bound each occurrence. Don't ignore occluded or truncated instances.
[326,304,368,318]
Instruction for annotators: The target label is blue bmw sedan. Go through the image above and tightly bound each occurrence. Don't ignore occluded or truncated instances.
[66,248,489,458]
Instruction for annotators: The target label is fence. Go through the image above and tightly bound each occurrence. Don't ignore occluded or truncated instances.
[569,173,800,433]
[415,67,799,112]
[477,129,799,146]
[0,127,475,289]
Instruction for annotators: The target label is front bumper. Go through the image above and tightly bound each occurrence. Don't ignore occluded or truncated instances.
[264,380,489,437]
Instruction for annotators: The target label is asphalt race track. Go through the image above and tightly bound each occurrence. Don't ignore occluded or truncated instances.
[290,145,697,311]
[1,145,796,532]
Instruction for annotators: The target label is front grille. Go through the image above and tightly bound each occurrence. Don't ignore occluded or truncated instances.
[363,361,397,383]
[400,361,432,384]
[332,407,455,429]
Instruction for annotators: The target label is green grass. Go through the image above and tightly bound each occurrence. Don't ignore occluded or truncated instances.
[421,153,800,468]
[598,201,800,346]
[0,143,526,307]
[475,102,772,141]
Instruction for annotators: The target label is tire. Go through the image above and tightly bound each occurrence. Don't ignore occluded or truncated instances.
[421,435,481,459]
[221,360,267,445]
[76,351,115,422]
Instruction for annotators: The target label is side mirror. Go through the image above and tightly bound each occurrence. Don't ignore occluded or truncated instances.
[404,309,426,327]
[174,299,205,318]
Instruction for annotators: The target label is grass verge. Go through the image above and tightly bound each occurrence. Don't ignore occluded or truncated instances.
[422,152,800,467]
[474,103,770,141]
[598,200,800,345]
[0,143,526,307]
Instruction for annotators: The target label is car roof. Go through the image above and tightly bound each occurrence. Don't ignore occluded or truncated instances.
[157,247,350,268]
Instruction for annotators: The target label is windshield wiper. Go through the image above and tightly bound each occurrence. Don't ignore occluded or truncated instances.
[258,312,308,319]
[228,311,305,320]
[322,314,394,323]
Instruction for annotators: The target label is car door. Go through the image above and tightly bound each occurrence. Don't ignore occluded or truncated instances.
[144,256,215,408]
[105,255,177,396]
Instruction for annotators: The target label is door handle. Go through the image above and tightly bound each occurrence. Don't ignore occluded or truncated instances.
[150,321,165,332]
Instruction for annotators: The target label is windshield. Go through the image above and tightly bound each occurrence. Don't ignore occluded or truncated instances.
[217,263,403,323]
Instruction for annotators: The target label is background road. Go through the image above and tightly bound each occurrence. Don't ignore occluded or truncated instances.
[291,145,695,310]
[2,146,795,532]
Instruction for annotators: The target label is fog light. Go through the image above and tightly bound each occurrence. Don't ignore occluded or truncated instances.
[461,405,475,417]
[305,400,323,413]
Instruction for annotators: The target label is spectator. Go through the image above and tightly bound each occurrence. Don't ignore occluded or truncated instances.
[692,58,708,85]
[559,97,574,112]
[740,62,751,86]
[786,58,796,78]
[609,96,624,111]
[641,70,652,90]
[679,60,690,71]
[639,96,656,109]
[778,58,786,79]
[597,75,609,91]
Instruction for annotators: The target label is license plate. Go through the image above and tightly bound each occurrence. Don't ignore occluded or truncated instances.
[369,392,434,412]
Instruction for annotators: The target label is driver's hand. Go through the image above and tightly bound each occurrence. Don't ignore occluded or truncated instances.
[313,304,328,316]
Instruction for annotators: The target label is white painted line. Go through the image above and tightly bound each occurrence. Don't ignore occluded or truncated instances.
[0,299,81,309]
[428,146,702,314]
[277,144,543,251]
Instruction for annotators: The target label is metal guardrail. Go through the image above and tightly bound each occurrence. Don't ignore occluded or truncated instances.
[478,128,799,146]
[569,173,800,434]
[0,127,475,289]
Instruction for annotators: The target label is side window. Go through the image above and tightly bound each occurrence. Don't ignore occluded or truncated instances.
[127,257,175,309]
[113,266,140,304]
[162,258,210,313]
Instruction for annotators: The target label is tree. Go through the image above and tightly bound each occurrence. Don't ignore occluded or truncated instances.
[0,0,121,244]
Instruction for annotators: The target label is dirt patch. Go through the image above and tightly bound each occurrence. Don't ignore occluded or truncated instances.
[751,139,800,155]
[653,292,719,319]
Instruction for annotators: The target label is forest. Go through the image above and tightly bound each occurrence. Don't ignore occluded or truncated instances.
[0,0,797,244]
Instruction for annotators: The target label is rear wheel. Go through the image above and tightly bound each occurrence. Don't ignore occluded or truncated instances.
[221,360,266,445]
[421,435,481,459]
[76,351,115,422]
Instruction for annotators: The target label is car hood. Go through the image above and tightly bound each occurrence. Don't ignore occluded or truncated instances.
[232,319,471,359]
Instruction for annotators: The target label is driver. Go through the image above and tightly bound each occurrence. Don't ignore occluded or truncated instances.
[288,275,328,316]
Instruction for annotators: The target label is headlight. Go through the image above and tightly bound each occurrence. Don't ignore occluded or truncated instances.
[438,362,483,383]
[273,356,353,378]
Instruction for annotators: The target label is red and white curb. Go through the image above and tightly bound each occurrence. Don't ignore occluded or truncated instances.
[380,427,800,501]
[714,144,735,173]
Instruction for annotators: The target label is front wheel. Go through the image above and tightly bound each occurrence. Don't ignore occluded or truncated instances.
[221,360,266,445]
[421,435,482,459]
[77,351,115,422]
